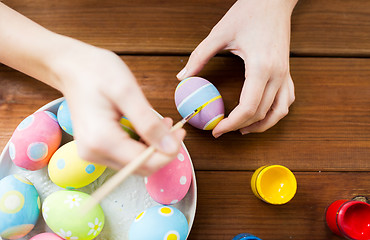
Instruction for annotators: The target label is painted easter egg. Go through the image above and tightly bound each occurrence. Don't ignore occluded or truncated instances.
[57,99,139,140]
[30,232,64,240]
[129,205,188,240]
[48,141,106,189]
[120,116,139,140]
[175,76,224,130]
[57,100,73,136]
[42,190,105,240]
[0,174,40,239]
[9,111,62,170]
[145,146,192,205]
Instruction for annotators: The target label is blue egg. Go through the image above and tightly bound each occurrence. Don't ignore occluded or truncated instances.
[0,174,40,239]
[57,100,73,136]
[232,233,262,240]
[129,205,188,240]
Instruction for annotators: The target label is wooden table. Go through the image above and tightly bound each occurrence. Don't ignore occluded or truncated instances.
[1,1,369,239]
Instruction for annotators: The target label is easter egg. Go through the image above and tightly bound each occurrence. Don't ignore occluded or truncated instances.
[129,205,188,240]
[175,76,224,130]
[120,116,139,140]
[145,146,192,205]
[42,190,105,240]
[9,111,62,170]
[30,232,64,240]
[0,174,40,239]
[48,141,106,189]
[57,100,73,136]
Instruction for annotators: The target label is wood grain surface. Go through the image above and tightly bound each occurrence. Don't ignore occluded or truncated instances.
[1,1,369,239]
[191,171,369,240]
[1,57,369,171]
[2,0,370,56]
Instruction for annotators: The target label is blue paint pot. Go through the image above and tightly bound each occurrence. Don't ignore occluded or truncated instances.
[232,233,262,240]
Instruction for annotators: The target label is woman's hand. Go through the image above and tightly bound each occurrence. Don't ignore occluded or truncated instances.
[51,41,185,175]
[177,0,297,137]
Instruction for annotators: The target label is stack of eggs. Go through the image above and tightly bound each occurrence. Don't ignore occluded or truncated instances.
[1,98,194,240]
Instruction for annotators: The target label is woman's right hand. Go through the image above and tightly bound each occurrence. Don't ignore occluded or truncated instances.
[50,38,185,175]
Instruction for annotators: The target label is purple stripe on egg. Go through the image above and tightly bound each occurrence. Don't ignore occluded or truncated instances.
[188,98,224,129]
[175,77,210,105]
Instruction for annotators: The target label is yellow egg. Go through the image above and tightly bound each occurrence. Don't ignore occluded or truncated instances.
[48,141,106,189]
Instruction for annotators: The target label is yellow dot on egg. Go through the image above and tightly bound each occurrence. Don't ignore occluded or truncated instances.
[62,126,67,131]
[135,211,145,222]
[164,231,180,240]
[159,206,173,216]
[166,233,178,240]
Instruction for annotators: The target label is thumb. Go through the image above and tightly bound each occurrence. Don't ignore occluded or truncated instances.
[177,32,227,80]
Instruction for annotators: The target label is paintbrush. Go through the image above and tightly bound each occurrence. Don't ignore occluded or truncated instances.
[83,106,203,213]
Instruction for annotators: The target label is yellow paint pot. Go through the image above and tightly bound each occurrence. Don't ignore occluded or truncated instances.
[251,165,297,205]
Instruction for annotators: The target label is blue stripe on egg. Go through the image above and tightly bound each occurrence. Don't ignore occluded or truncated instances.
[177,83,220,117]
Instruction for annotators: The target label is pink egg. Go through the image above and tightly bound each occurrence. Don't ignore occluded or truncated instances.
[145,146,192,205]
[9,111,62,170]
[30,233,64,240]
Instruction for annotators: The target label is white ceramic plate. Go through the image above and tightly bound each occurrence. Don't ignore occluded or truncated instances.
[0,97,197,240]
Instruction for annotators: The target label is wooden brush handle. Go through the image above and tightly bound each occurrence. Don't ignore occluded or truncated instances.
[86,120,186,210]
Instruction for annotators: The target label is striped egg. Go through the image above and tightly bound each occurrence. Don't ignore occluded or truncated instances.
[175,77,224,130]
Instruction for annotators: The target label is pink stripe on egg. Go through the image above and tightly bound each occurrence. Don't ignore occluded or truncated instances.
[188,97,224,129]
[175,77,210,105]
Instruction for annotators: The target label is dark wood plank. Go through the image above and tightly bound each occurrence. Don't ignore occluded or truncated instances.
[1,56,370,171]
[2,0,370,56]
[189,171,370,240]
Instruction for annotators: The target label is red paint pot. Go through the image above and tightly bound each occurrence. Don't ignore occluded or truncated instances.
[326,200,370,240]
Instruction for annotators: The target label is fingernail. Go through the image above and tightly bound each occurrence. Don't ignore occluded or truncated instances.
[240,130,249,135]
[159,134,178,154]
[176,68,187,80]
[214,133,223,138]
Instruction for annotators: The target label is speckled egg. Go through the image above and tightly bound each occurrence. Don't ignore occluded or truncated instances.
[30,232,64,240]
[9,111,62,170]
[42,190,105,240]
[120,116,139,140]
[145,146,192,205]
[129,205,188,240]
[0,174,40,239]
[175,76,224,130]
[48,141,106,189]
[57,100,73,136]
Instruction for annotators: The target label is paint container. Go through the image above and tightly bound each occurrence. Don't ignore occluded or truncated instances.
[325,199,370,240]
[251,165,297,205]
[232,233,262,240]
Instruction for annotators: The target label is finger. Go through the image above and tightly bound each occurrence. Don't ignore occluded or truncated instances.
[176,31,228,80]
[239,77,294,134]
[162,117,173,128]
[239,76,283,128]
[76,115,186,176]
[212,65,270,137]
[114,74,181,155]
